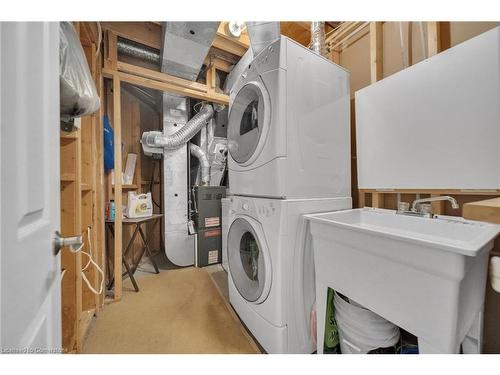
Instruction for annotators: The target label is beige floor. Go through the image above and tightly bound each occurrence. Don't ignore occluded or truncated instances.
[83,257,260,354]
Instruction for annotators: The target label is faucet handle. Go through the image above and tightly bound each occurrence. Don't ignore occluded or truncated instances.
[398,202,410,211]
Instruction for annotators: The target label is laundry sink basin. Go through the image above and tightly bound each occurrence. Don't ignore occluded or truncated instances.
[306,208,500,353]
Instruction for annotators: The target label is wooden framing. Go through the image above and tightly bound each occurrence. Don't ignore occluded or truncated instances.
[327,22,370,52]
[427,22,441,57]
[213,22,249,56]
[113,75,123,301]
[60,29,105,353]
[370,22,384,83]
[101,21,249,58]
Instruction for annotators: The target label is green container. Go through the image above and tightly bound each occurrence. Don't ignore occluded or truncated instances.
[324,288,340,353]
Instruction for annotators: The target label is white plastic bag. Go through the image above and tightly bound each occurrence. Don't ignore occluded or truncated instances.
[59,22,100,118]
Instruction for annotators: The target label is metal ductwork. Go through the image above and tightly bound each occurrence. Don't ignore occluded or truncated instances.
[311,21,327,57]
[117,38,160,65]
[154,22,219,267]
[189,143,210,185]
[142,103,214,150]
[246,21,281,56]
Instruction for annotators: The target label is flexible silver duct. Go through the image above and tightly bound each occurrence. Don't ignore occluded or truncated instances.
[117,39,160,65]
[142,103,214,150]
[311,21,327,57]
[246,21,281,56]
[189,143,210,185]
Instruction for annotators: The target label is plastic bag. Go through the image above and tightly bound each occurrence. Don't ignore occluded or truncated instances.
[59,22,100,118]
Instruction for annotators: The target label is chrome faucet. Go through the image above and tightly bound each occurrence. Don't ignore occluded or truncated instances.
[397,196,459,218]
[411,196,459,212]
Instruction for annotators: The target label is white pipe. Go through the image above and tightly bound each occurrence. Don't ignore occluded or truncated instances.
[246,21,280,56]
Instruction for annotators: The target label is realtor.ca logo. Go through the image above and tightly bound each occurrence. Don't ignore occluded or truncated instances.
[1,347,64,354]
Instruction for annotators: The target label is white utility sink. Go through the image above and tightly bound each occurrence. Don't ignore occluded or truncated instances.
[306,208,500,354]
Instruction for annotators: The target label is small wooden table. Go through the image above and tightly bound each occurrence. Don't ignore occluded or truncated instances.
[105,214,163,292]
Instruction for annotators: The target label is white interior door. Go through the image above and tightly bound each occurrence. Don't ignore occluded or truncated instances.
[0,22,61,353]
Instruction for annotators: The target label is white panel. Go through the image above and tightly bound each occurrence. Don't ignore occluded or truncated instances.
[356,26,500,189]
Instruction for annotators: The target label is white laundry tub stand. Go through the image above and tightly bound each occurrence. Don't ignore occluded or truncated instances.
[306,209,500,354]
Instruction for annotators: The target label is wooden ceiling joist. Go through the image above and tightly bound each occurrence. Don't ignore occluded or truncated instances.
[326,21,370,52]
[101,22,162,50]
[103,64,229,105]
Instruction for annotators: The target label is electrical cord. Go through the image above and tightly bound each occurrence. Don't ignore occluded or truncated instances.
[59,227,104,295]
[81,226,104,295]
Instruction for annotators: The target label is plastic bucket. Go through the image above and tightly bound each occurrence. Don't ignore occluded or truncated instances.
[334,291,400,354]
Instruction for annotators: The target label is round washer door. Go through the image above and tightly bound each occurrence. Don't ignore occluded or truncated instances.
[228,79,271,166]
[228,217,272,303]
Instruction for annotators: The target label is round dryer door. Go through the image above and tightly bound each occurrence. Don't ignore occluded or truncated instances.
[228,80,270,166]
[228,217,271,303]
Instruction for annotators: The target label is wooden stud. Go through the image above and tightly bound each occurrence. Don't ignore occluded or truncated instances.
[107,31,118,70]
[367,22,384,208]
[117,61,207,93]
[372,192,385,208]
[206,62,216,93]
[370,22,384,83]
[113,76,123,301]
[74,128,83,352]
[102,68,229,105]
[358,191,366,208]
[407,22,413,67]
[427,22,441,57]
[330,50,341,65]
[204,56,233,73]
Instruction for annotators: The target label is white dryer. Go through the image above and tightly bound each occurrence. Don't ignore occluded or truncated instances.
[226,195,351,353]
[227,36,351,199]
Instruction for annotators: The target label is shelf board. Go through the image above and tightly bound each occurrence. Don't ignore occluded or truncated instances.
[112,184,138,190]
[61,173,76,182]
[80,183,92,191]
[141,181,160,185]
[60,131,78,140]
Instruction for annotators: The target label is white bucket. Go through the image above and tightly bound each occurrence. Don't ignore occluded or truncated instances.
[334,291,400,354]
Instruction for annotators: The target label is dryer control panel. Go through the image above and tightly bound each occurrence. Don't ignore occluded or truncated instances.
[230,37,285,99]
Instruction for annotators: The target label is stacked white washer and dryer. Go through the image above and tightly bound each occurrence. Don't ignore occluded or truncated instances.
[225,35,352,353]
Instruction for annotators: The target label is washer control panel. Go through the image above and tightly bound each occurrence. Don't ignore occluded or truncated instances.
[234,198,277,219]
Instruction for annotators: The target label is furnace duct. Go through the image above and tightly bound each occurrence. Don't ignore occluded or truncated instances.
[246,21,281,56]
[117,39,160,65]
[189,143,210,185]
[310,21,327,57]
[141,103,214,150]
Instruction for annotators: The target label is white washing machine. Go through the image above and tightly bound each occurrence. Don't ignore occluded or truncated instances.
[227,35,351,199]
[227,195,351,353]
